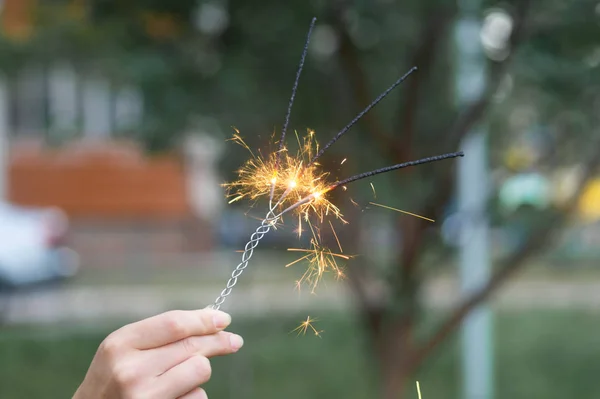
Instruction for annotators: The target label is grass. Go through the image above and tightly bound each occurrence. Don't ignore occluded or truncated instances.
[1,309,600,398]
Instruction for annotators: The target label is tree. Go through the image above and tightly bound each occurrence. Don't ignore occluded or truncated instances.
[322,0,600,397]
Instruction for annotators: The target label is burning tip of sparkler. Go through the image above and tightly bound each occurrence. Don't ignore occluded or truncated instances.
[289,180,297,188]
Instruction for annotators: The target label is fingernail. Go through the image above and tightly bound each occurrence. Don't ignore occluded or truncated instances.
[213,311,231,329]
[230,334,244,350]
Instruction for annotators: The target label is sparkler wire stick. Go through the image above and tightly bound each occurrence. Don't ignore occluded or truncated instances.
[212,193,299,310]
[278,17,317,162]
[309,66,418,166]
[212,209,278,310]
[328,151,464,189]
[270,17,317,206]
[280,192,319,214]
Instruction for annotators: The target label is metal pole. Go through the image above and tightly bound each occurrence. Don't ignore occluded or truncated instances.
[455,1,494,399]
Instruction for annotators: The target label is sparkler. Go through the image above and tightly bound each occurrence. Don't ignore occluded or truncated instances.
[211,17,464,314]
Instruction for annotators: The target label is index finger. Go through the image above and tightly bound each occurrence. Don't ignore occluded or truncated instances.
[118,309,232,349]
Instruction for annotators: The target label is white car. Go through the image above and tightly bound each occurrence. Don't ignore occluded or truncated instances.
[0,202,79,290]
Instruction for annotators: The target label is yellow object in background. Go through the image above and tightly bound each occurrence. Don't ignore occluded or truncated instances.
[504,146,535,171]
[578,178,600,222]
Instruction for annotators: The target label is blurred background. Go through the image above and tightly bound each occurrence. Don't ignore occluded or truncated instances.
[1,0,600,398]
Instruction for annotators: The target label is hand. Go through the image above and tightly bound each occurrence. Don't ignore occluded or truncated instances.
[73,308,243,399]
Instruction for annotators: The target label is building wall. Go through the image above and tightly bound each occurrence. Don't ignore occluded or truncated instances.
[7,139,214,261]
[9,140,190,218]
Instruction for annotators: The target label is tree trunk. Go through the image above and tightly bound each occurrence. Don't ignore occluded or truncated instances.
[378,319,416,399]
[377,217,423,399]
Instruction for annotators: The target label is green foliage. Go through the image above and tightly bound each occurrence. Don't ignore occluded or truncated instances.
[0,0,596,170]
[489,0,600,167]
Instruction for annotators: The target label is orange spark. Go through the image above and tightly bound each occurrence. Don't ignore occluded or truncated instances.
[223,130,341,222]
[292,316,322,337]
[329,220,343,253]
[369,202,435,223]
[287,240,351,293]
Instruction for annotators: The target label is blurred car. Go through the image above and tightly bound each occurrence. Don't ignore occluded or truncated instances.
[0,202,79,291]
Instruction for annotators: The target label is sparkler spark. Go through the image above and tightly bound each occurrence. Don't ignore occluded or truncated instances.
[416,381,423,399]
[292,316,322,337]
[369,202,435,223]
[287,239,351,293]
[223,130,342,222]
[287,215,349,292]
[211,16,465,313]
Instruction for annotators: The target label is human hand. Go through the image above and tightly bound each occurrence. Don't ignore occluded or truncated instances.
[73,308,243,399]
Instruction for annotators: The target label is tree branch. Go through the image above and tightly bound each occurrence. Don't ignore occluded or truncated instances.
[345,255,386,333]
[410,136,600,369]
[386,12,454,296]
[329,2,403,160]
[394,9,454,161]
[388,1,533,305]
[331,4,454,292]
[325,1,398,331]
[414,0,532,225]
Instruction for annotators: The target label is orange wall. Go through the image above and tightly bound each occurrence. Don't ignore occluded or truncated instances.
[1,0,35,40]
[8,142,192,219]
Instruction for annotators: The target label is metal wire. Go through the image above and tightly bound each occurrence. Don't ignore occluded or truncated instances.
[212,209,277,310]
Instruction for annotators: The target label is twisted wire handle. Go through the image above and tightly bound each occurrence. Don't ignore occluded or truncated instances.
[212,210,277,310]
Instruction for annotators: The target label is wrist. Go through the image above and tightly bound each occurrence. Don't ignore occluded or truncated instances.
[72,381,89,399]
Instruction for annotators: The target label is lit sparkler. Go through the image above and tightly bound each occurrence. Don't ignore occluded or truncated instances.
[211,17,464,318]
